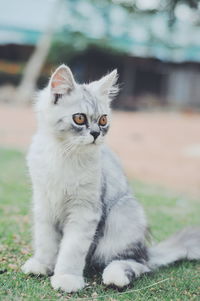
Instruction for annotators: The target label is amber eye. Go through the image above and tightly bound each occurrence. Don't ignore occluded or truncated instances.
[73,114,87,125]
[99,115,107,126]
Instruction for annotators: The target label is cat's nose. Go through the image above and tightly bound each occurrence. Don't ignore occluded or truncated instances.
[90,131,100,141]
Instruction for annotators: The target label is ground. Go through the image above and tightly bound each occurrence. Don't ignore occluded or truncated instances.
[0,149,199,300]
[0,104,200,197]
[0,105,200,300]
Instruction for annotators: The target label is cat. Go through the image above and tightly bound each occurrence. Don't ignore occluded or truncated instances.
[21,64,200,293]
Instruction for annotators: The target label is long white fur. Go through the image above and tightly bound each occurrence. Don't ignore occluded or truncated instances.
[21,65,200,293]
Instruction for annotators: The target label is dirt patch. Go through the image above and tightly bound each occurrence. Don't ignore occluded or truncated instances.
[0,104,200,198]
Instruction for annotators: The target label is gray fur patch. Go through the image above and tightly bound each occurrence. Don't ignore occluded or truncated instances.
[81,86,99,116]
[124,267,136,281]
[101,125,110,136]
[70,124,84,133]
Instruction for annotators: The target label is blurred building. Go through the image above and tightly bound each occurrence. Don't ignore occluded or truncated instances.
[1,0,200,109]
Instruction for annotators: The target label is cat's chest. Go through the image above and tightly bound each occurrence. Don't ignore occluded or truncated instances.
[47,160,89,196]
[29,147,100,202]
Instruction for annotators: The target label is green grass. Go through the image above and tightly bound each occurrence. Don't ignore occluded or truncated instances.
[0,148,199,301]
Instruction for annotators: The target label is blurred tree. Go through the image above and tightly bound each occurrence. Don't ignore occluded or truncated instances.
[48,0,200,65]
[14,0,200,103]
[165,0,199,25]
[107,0,200,23]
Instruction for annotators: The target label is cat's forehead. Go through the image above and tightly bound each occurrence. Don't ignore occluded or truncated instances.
[77,85,108,117]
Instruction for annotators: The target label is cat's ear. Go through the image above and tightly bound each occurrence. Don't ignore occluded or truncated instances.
[97,70,119,99]
[50,64,75,103]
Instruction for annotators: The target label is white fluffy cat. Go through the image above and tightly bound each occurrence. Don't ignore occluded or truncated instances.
[22,65,200,293]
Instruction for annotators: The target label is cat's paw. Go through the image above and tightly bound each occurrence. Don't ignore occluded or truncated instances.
[102,262,130,287]
[21,257,53,276]
[51,274,85,292]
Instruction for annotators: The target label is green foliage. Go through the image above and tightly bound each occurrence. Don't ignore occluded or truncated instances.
[0,148,199,300]
[48,32,88,64]
[165,0,200,26]
[47,0,200,64]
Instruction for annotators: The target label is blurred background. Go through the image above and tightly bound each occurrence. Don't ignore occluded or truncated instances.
[0,0,200,198]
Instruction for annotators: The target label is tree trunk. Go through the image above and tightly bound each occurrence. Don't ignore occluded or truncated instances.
[15,0,62,104]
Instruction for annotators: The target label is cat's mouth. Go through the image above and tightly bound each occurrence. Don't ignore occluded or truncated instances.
[91,138,100,145]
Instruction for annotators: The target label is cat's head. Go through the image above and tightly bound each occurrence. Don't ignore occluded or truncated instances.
[37,64,118,151]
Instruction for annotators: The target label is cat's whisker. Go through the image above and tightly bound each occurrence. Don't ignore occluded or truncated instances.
[61,141,78,157]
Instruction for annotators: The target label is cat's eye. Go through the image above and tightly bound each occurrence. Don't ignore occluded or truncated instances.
[73,114,87,125]
[99,115,107,126]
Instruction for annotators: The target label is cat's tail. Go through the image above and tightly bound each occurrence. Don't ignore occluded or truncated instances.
[148,227,200,270]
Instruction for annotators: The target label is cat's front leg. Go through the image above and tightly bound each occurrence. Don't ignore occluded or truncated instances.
[22,200,60,276]
[51,207,100,293]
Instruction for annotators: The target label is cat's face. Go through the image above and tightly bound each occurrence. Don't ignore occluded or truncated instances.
[37,65,118,152]
[48,84,111,147]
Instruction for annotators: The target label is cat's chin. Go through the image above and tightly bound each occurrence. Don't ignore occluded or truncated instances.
[90,140,103,146]
[87,141,100,147]
[82,139,103,146]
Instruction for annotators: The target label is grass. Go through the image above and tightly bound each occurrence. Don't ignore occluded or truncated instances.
[0,148,199,301]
